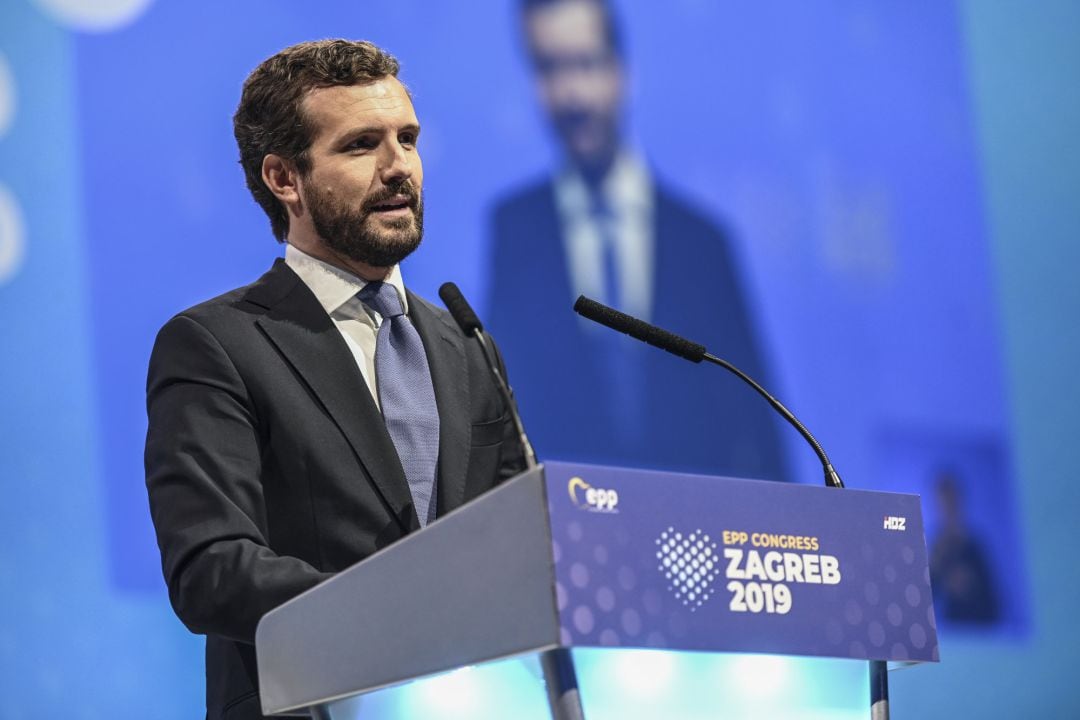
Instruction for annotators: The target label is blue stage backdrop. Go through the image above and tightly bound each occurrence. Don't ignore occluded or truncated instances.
[1,0,1077,717]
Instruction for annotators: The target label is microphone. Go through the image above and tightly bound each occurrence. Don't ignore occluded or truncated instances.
[440,284,484,335]
[443,285,585,720]
[573,295,706,362]
[573,295,844,489]
[439,283,538,469]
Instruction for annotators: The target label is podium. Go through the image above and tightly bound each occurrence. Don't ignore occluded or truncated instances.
[256,462,938,718]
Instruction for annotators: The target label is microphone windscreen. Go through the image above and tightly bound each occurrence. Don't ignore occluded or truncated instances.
[439,282,483,335]
[573,296,706,363]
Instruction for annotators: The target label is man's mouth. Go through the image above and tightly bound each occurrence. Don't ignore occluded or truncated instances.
[369,195,413,215]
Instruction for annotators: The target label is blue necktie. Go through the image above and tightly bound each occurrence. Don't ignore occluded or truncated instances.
[597,202,621,313]
[358,282,441,526]
[592,197,647,445]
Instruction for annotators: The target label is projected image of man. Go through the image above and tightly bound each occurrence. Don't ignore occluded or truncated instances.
[488,0,787,480]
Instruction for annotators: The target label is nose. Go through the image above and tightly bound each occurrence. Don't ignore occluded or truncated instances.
[379,138,413,186]
[546,69,585,111]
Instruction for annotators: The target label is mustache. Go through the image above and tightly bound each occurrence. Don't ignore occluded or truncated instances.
[362,183,421,213]
[553,108,595,130]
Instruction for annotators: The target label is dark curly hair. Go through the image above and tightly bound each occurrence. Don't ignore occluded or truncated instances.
[233,39,401,241]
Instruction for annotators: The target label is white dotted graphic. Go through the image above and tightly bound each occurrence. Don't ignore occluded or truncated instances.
[0,52,14,138]
[0,184,26,285]
[33,0,155,33]
[655,527,719,611]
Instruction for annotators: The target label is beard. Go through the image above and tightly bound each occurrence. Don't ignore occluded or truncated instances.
[304,180,424,268]
[553,107,618,183]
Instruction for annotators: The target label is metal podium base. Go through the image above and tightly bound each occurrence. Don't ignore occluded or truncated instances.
[540,648,585,720]
[870,660,889,719]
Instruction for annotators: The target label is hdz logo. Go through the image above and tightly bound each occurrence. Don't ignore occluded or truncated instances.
[883,515,907,531]
[568,476,619,513]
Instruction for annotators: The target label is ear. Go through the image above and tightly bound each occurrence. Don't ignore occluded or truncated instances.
[262,153,302,212]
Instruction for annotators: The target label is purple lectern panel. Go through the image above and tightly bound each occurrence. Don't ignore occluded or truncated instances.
[544,461,938,664]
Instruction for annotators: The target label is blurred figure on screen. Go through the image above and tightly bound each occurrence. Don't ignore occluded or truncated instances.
[929,470,1001,624]
[487,0,787,479]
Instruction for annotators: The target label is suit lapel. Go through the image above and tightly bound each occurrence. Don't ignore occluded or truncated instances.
[407,292,471,515]
[246,260,417,531]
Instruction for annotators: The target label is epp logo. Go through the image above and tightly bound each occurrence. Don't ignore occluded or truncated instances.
[568,476,619,513]
[883,516,907,531]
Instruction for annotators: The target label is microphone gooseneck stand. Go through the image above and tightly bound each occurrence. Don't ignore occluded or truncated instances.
[439,283,582,720]
[572,295,893,719]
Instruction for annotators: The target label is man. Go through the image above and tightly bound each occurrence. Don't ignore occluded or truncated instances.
[145,40,526,720]
[488,0,788,480]
[929,470,1001,624]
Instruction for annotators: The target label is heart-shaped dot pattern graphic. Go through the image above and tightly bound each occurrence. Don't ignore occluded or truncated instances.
[656,527,720,611]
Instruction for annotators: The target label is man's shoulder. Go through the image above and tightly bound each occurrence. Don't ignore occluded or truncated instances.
[147,260,304,383]
[652,179,731,244]
[165,259,298,331]
[152,259,300,351]
[173,285,252,324]
[490,175,556,220]
[488,176,563,271]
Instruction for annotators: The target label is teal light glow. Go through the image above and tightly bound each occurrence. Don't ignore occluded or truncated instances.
[344,650,871,719]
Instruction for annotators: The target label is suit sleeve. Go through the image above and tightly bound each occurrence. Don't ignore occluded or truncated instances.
[145,314,332,644]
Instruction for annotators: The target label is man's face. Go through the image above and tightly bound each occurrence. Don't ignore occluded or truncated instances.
[526,0,623,176]
[298,77,424,268]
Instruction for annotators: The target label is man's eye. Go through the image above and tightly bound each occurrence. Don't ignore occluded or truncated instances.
[348,137,377,150]
[400,133,417,146]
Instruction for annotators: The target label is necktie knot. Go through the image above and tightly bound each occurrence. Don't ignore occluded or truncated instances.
[358,281,404,319]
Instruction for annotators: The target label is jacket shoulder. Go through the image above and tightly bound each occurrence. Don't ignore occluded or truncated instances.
[490,176,555,222]
[163,259,298,332]
[654,182,733,244]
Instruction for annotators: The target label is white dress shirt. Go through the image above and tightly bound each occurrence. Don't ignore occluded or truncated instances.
[284,243,408,410]
[554,150,656,322]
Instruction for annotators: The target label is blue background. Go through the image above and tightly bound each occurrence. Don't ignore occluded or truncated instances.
[0,0,1077,716]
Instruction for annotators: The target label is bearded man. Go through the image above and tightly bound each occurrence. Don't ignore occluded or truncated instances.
[488,0,787,482]
[144,39,526,720]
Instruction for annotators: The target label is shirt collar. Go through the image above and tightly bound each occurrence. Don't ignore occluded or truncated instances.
[284,243,409,317]
[555,149,653,217]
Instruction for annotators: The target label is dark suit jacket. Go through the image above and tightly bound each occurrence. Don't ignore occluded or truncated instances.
[488,177,788,482]
[145,259,525,720]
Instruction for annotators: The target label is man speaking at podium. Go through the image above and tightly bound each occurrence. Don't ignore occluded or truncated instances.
[144,40,526,720]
